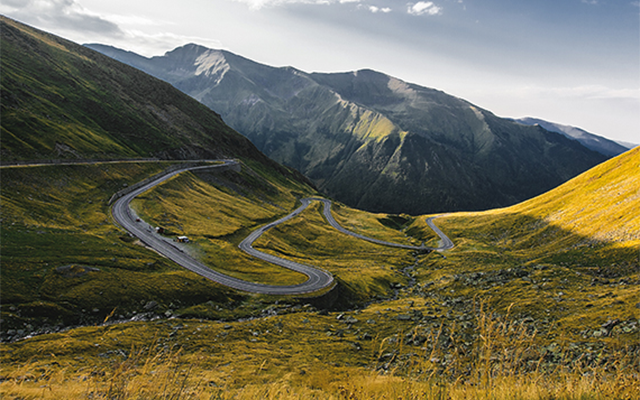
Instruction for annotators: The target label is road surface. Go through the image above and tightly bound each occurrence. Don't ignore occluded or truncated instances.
[111,160,334,295]
[307,197,453,251]
[112,163,453,295]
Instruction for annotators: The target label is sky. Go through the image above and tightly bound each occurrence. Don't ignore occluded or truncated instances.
[2,0,639,145]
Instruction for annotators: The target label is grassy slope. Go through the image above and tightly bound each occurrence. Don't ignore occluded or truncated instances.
[0,16,322,331]
[0,158,325,330]
[1,163,232,328]
[1,150,638,399]
[129,166,313,286]
[412,147,639,326]
[0,16,265,163]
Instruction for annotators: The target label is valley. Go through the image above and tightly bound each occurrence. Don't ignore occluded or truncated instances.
[1,15,638,400]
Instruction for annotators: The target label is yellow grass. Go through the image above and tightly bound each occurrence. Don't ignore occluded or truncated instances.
[1,302,637,399]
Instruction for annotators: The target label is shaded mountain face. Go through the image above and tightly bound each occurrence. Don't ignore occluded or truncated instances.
[0,17,272,168]
[511,117,630,157]
[87,43,608,215]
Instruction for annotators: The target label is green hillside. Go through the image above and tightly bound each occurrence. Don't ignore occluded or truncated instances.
[1,16,265,163]
[1,137,637,400]
[0,15,321,331]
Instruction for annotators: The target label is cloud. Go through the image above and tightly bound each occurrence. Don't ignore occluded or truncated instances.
[0,0,123,36]
[0,0,223,57]
[118,31,224,57]
[407,2,442,16]
[581,0,598,4]
[229,0,339,10]
[365,5,392,13]
[518,85,640,101]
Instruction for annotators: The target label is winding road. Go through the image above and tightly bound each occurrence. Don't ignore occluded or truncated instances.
[308,197,453,251]
[112,162,453,295]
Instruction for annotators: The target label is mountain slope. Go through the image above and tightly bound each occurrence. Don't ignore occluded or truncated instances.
[0,16,325,334]
[0,17,275,167]
[512,117,631,156]
[86,43,609,215]
[503,145,639,245]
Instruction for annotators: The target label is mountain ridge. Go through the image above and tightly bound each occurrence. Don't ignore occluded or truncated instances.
[511,117,630,156]
[87,42,609,215]
[1,19,298,176]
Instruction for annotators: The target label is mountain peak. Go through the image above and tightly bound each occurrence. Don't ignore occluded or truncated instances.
[163,43,212,57]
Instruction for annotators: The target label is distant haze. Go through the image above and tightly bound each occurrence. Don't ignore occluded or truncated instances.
[1,0,638,144]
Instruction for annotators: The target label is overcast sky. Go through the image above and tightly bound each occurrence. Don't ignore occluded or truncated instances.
[2,0,639,144]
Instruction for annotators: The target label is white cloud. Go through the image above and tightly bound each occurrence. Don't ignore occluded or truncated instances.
[0,0,223,57]
[0,0,123,36]
[407,2,442,16]
[581,0,598,5]
[229,0,341,10]
[117,31,224,57]
[366,5,392,13]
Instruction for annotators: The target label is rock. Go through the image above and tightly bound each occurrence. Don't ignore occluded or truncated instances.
[396,315,412,321]
[144,301,158,310]
[601,319,620,335]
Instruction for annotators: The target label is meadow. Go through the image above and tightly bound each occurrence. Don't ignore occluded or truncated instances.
[1,148,638,399]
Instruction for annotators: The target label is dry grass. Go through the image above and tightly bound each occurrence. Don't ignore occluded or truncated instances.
[1,302,637,399]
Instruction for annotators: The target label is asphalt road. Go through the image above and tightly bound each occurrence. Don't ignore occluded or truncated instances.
[112,160,334,295]
[307,197,453,251]
[112,163,453,295]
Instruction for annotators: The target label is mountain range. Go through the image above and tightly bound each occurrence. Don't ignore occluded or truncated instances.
[511,117,632,156]
[87,43,611,215]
